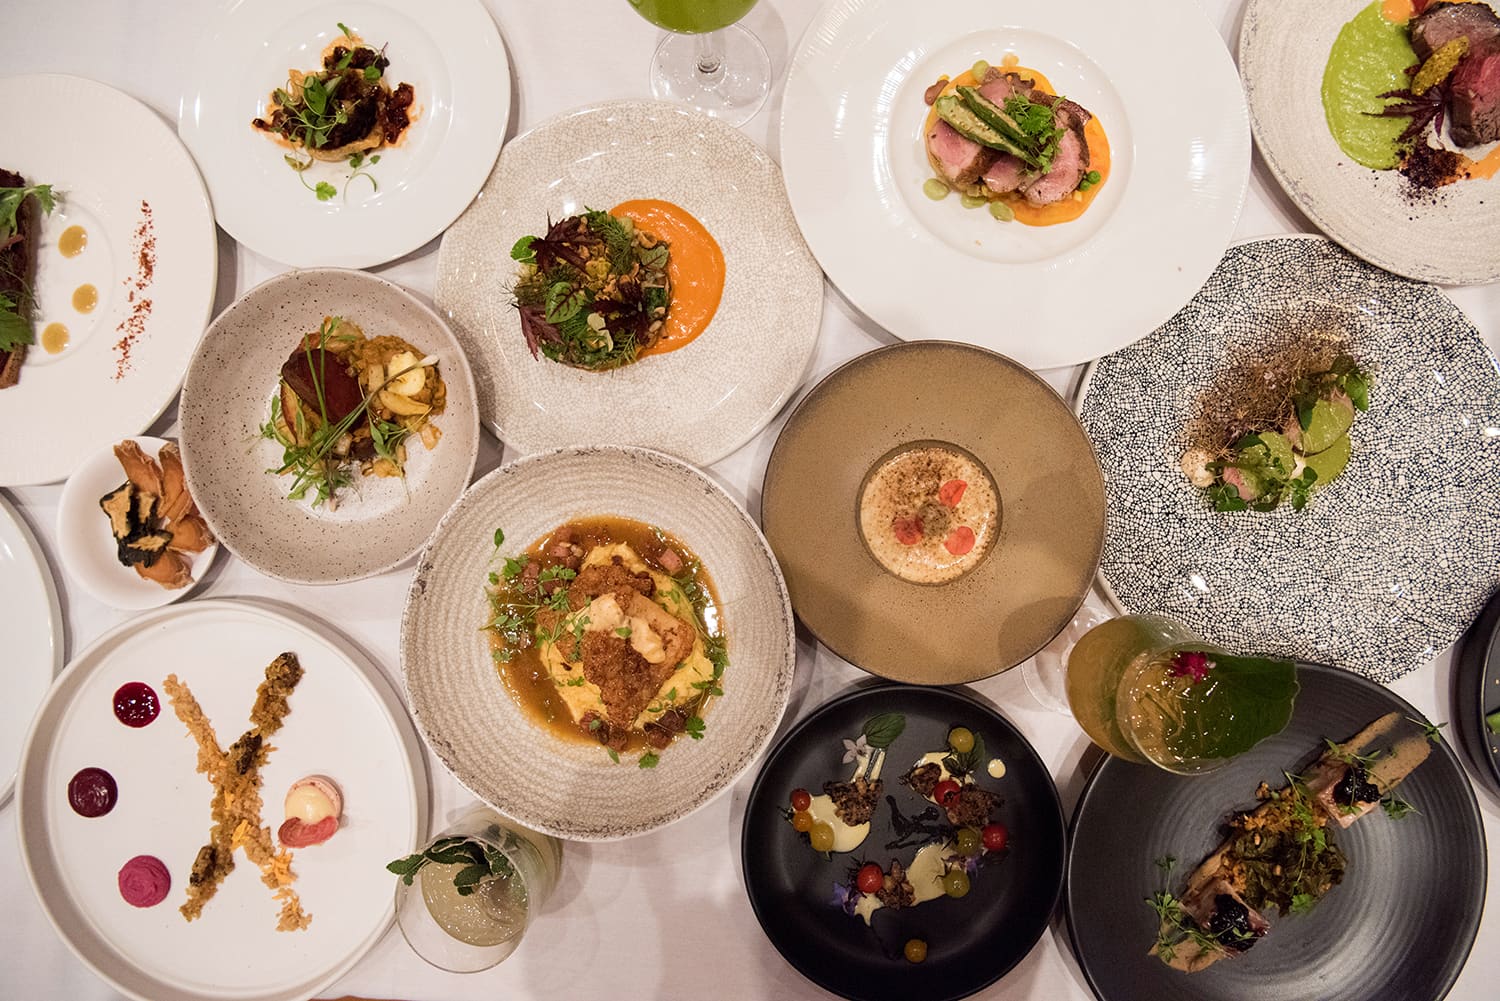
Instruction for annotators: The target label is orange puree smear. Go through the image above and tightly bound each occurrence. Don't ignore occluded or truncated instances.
[1465,144,1500,181]
[924,62,1111,227]
[1381,0,1416,23]
[609,199,725,357]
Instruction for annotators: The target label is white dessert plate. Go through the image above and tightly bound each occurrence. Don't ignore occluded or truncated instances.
[16,599,427,1001]
[178,0,509,268]
[0,74,218,486]
[779,0,1250,370]
[0,491,63,804]
[435,101,824,465]
[57,437,220,611]
[1241,0,1500,285]
[402,445,797,840]
[179,269,480,585]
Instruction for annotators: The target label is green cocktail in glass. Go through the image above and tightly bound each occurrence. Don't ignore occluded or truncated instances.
[627,0,770,126]
[1066,615,1298,774]
[630,0,758,32]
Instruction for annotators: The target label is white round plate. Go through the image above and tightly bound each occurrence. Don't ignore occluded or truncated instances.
[180,269,480,585]
[57,437,220,611]
[0,75,218,486]
[1077,236,1500,682]
[178,0,509,268]
[17,599,427,1001]
[0,492,63,804]
[402,446,798,841]
[779,0,1250,370]
[1242,0,1500,285]
[435,101,824,465]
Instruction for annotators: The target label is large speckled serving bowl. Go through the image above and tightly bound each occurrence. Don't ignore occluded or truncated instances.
[435,100,824,465]
[180,269,480,584]
[401,446,797,841]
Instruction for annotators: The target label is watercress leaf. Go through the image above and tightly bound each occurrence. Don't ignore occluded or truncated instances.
[315,181,338,201]
[638,751,660,769]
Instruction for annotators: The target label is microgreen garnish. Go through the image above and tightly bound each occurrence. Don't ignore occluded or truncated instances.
[638,751,660,769]
[258,315,435,507]
[1407,717,1447,744]
[607,748,620,764]
[386,835,515,896]
[0,184,56,352]
[0,184,54,239]
[0,293,35,354]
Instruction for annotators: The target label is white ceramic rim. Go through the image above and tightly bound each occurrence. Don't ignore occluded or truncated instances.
[14,597,430,1001]
[0,491,64,805]
[778,0,1252,370]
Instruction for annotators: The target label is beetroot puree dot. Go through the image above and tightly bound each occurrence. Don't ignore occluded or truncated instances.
[67,767,118,817]
[113,682,159,728]
[117,855,170,908]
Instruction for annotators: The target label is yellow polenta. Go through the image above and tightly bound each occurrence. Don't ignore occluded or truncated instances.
[538,542,713,729]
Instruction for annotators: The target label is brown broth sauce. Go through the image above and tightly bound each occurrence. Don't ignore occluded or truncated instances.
[489,515,723,754]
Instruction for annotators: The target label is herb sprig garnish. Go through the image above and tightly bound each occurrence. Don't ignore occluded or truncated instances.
[259,316,436,507]
[387,835,514,895]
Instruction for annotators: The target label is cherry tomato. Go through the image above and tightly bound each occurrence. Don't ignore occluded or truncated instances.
[809,821,836,853]
[982,822,1009,853]
[938,478,968,508]
[955,827,982,856]
[903,939,928,963]
[942,869,971,898]
[792,810,813,832]
[790,788,812,812]
[947,726,975,754]
[933,779,962,807]
[857,863,884,894]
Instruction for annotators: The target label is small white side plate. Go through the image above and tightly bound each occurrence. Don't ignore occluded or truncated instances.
[57,436,219,611]
[0,492,63,803]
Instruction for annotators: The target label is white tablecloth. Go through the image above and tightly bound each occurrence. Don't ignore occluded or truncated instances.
[3,2,1497,999]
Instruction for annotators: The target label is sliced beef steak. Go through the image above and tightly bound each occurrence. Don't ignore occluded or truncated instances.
[1410,1,1500,60]
[1450,35,1500,146]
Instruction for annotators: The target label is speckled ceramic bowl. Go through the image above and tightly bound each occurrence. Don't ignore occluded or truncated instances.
[401,446,797,841]
[180,269,480,584]
[434,100,824,465]
[1078,236,1500,682]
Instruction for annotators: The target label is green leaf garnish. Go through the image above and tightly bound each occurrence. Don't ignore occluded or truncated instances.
[861,713,906,750]
[638,751,660,769]
[0,184,54,240]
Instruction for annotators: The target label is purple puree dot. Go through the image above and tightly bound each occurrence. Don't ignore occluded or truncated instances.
[67,767,118,818]
[113,682,160,728]
[117,855,170,908]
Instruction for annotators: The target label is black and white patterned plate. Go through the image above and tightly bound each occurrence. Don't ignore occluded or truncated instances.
[1077,236,1500,682]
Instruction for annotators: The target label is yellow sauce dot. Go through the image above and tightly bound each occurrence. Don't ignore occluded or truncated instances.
[58,225,88,258]
[41,322,69,354]
[72,283,98,314]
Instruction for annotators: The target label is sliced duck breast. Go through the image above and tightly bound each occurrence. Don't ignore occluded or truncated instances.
[982,153,1029,193]
[976,69,1035,106]
[925,118,996,187]
[1410,0,1500,60]
[1450,35,1500,146]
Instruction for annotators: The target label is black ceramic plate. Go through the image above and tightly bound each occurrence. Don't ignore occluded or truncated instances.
[1066,663,1486,1001]
[742,685,1065,1001]
[1454,590,1500,800]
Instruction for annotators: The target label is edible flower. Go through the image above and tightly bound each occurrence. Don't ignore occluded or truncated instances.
[1169,650,1214,684]
[830,880,859,916]
[842,735,872,764]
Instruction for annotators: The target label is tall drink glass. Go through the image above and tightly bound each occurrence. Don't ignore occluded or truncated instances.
[628,0,771,126]
[392,807,562,972]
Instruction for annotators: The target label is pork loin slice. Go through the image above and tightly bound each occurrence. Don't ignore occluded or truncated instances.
[925,118,995,187]
[1410,0,1500,61]
[1021,125,1088,206]
[1450,35,1500,146]
[982,153,1029,193]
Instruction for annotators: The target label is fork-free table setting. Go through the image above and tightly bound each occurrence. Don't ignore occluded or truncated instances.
[4,2,1500,1001]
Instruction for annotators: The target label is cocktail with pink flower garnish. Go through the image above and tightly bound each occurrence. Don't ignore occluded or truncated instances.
[1065,615,1299,775]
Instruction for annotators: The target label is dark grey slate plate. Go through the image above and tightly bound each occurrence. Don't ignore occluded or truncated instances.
[1066,663,1485,1001]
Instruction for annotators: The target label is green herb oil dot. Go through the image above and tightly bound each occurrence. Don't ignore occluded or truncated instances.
[922,178,950,201]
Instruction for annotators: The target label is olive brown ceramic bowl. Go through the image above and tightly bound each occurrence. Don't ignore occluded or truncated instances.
[761,341,1105,684]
